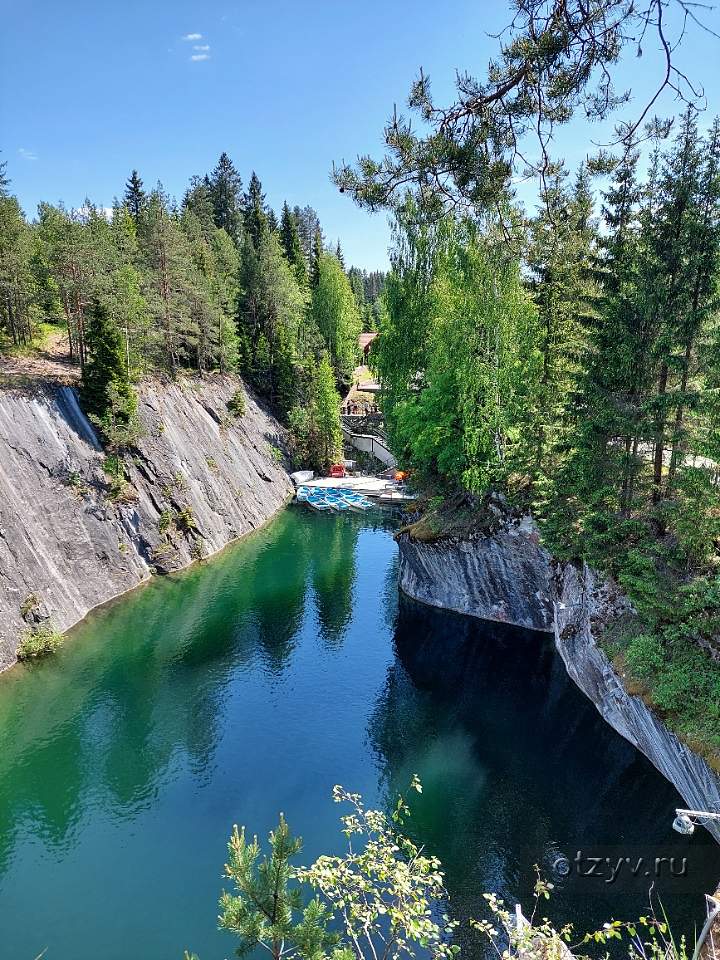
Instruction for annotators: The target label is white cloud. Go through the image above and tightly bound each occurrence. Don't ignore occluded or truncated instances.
[190,52,210,61]
[182,32,202,40]
[193,43,210,50]
[18,147,38,161]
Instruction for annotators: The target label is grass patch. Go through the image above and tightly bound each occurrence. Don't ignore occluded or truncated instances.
[17,622,65,660]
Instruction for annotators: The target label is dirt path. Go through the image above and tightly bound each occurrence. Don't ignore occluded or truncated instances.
[0,329,80,390]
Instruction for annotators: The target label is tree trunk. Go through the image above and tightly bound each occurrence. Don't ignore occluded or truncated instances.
[667,338,694,493]
[652,361,669,504]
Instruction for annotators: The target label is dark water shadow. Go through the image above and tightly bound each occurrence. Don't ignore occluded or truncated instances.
[368,594,719,955]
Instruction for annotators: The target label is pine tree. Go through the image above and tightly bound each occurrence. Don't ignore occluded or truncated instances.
[208,153,243,243]
[310,227,323,288]
[35,203,99,368]
[124,170,147,223]
[665,115,720,492]
[527,165,597,481]
[219,816,335,960]
[81,297,133,420]
[183,176,216,238]
[648,108,705,503]
[238,231,308,410]
[347,267,365,308]
[140,189,201,372]
[0,155,9,197]
[335,241,345,270]
[279,202,307,286]
[294,205,321,269]
[243,172,268,248]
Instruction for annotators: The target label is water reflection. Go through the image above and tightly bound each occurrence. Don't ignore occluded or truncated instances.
[368,594,719,953]
[311,516,361,646]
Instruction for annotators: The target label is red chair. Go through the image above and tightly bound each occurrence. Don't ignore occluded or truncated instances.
[329,463,346,478]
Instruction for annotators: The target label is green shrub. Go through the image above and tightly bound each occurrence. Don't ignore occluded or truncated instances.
[17,623,64,660]
[107,478,137,502]
[267,443,284,464]
[227,389,246,418]
[158,509,174,534]
[175,505,196,531]
[625,632,664,679]
[19,593,40,619]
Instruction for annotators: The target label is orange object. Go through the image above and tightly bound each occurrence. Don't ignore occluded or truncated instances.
[394,470,408,481]
[329,463,346,478]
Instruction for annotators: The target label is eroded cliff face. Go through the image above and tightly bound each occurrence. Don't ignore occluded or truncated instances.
[396,515,555,631]
[555,563,720,843]
[397,526,720,842]
[0,376,293,670]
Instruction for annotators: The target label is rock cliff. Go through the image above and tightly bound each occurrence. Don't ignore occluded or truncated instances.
[397,524,720,842]
[396,515,555,631]
[555,563,720,843]
[0,376,293,670]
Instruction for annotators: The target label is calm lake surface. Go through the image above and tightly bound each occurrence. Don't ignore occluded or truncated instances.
[0,507,717,959]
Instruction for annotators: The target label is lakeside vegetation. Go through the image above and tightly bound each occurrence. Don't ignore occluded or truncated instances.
[0,155,385,473]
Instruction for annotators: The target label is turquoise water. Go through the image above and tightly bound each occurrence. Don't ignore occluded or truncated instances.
[0,507,716,959]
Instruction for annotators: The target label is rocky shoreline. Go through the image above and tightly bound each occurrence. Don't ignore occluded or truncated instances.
[397,520,720,843]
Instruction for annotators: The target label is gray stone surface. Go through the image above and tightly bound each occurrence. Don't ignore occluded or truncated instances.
[0,376,293,670]
[397,516,555,631]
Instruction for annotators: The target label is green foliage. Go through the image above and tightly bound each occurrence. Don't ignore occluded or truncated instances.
[298,783,459,960]
[239,231,310,414]
[378,214,540,493]
[617,577,720,749]
[280,202,308,287]
[213,783,458,960]
[158,509,174,534]
[312,254,362,382]
[208,153,243,242]
[91,382,142,478]
[476,872,688,960]
[332,1,707,219]
[218,815,338,960]
[625,633,664,679]
[227,389,246,417]
[17,622,65,660]
[371,112,720,757]
[0,193,40,347]
[124,170,147,222]
[243,171,269,249]
[81,298,132,421]
[288,355,342,472]
[175,505,196,531]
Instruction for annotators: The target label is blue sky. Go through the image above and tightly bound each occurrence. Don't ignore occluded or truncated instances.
[2,1,720,270]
